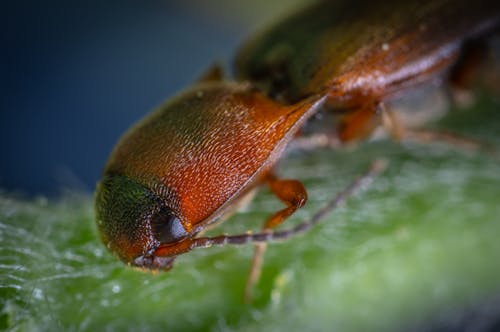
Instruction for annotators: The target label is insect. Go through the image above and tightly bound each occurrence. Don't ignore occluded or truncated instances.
[95,81,325,270]
[95,0,499,300]
[235,0,500,143]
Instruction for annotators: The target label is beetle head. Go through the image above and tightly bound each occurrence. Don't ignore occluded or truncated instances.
[95,174,188,271]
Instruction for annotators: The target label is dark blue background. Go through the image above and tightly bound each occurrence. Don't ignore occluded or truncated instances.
[2,0,264,195]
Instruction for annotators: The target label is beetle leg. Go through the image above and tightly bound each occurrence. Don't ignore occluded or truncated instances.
[380,103,406,141]
[337,103,382,143]
[290,102,398,150]
[290,133,342,151]
[448,39,489,105]
[196,63,225,82]
[380,103,495,154]
[402,129,497,155]
[245,175,307,302]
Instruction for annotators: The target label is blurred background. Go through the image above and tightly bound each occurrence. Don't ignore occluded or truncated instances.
[2,2,500,331]
[2,0,310,196]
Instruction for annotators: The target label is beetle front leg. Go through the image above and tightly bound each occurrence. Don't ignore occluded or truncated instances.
[245,175,307,302]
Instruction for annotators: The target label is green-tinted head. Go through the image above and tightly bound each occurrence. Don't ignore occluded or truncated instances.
[94,175,188,270]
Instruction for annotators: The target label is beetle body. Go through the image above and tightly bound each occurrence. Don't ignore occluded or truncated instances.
[95,0,499,289]
[235,0,500,141]
[95,82,323,268]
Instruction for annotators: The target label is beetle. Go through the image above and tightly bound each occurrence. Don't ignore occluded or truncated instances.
[95,0,499,300]
[235,0,500,143]
[95,81,326,269]
[95,81,382,301]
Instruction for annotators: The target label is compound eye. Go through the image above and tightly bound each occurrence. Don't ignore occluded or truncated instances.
[151,207,188,244]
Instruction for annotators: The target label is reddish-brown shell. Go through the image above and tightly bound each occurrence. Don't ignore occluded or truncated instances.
[101,81,323,252]
[235,0,500,107]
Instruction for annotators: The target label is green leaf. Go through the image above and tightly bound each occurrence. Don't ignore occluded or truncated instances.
[1,92,500,331]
